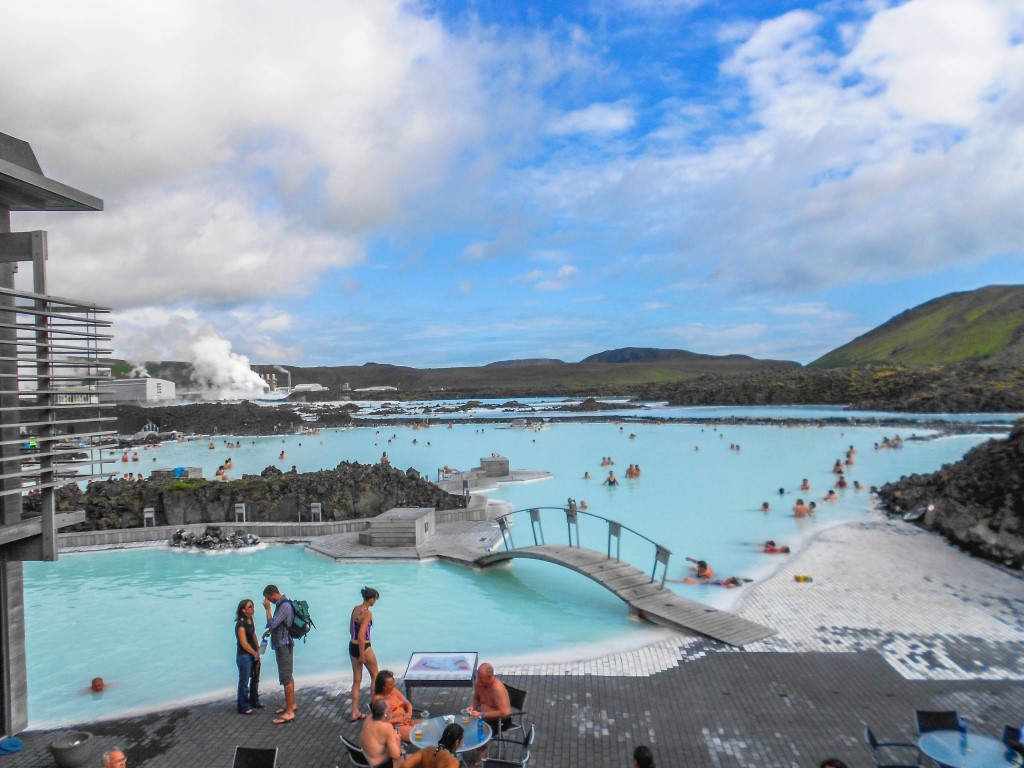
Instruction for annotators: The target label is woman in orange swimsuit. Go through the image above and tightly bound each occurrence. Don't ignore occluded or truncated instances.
[372,669,421,742]
[349,586,379,722]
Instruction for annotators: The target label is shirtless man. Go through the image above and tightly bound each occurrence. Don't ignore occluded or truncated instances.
[793,499,811,518]
[468,662,512,733]
[361,699,404,768]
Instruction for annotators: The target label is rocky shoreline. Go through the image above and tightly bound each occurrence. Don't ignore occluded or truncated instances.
[879,419,1024,568]
[32,461,466,531]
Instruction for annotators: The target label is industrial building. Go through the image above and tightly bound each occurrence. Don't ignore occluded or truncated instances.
[97,377,176,403]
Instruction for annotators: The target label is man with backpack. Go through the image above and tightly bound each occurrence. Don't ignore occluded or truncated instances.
[262,584,297,724]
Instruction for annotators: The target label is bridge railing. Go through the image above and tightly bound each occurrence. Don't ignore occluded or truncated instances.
[494,503,671,587]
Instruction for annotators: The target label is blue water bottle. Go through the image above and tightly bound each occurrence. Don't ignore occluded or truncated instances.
[958,716,967,750]
[477,709,485,740]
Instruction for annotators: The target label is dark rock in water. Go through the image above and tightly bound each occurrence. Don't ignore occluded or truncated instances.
[171,525,260,549]
[261,465,284,478]
[879,418,1024,568]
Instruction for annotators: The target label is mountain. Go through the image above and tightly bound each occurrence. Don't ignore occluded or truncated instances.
[810,285,1024,368]
[582,347,773,364]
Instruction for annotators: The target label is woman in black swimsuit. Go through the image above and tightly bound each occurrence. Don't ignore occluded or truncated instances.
[349,586,379,722]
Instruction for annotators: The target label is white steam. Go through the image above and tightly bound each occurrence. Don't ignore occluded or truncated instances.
[187,334,269,401]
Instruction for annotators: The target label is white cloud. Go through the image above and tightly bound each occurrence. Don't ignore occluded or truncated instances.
[535,265,581,291]
[845,0,1015,125]
[2,0,562,306]
[548,102,636,136]
[21,188,361,308]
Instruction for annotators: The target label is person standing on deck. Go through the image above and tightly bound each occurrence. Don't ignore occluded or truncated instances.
[262,584,296,724]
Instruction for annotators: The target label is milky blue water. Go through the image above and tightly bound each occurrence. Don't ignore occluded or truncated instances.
[25,410,1002,726]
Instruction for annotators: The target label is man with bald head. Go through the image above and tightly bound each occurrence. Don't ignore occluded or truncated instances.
[467,662,512,733]
[102,749,127,768]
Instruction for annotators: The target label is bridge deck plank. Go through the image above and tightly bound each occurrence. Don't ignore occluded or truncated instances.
[477,544,775,646]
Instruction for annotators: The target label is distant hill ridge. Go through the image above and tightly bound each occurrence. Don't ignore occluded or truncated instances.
[582,347,764,364]
[811,285,1024,368]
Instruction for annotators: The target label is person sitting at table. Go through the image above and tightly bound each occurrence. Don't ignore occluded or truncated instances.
[372,669,420,742]
[467,662,513,733]
[633,745,655,768]
[403,723,462,768]
[361,698,405,768]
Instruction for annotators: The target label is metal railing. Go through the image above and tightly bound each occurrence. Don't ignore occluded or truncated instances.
[493,502,672,587]
[0,284,116,499]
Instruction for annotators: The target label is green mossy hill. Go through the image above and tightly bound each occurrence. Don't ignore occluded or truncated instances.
[879,419,1024,568]
[43,461,464,531]
[634,362,1024,412]
[810,285,1024,368]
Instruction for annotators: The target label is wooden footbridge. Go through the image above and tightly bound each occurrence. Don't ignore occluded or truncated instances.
[475,505,776,647]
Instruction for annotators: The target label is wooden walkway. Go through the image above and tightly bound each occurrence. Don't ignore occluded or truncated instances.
[476,544,776,647]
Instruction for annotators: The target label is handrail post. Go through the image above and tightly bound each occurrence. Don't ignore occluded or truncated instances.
[565,508,579,547]
[529,508,544,546]
[653,545,671,586]
[497,517,512,550]
[608,521,621,561]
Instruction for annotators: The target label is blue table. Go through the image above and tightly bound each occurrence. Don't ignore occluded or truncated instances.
[917,730,1022,768]
[409,715,492,758]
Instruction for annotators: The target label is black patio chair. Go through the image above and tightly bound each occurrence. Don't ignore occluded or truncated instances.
[500,683,529,737]
[864,726,920,768]
[915,710,958,734]
[1004,725,1024,757]
[231,746,278,768]
[340,735,371,768]
[482,724,535,768]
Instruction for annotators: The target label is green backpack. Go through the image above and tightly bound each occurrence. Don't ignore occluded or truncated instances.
[286,599,315,641]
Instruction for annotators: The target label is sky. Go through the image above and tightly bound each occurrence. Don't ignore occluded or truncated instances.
[3,0,1024,369]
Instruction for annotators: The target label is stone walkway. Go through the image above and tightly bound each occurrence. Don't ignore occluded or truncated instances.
[9,518,1024,767]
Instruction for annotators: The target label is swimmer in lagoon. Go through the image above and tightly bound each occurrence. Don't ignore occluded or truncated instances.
[793,499,810,518]
[684,557,714,580]
[603,471,619,486]
[800,479,811,491]
[761,540,790,554]
[823,489,837,502]
[760,501,770,513]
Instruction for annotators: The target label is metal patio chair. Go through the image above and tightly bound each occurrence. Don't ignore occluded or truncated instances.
[231,746,278,768]
[483,723,535,768]
[340,735,371,768]
[864,726,920,768]
[915,710,958,734]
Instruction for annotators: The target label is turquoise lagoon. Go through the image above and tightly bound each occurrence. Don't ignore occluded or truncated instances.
[25,408,1005,726]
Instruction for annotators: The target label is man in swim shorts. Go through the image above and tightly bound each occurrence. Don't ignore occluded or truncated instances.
[262,584,296,724]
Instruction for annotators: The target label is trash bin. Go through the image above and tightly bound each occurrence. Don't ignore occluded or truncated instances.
[49,731,95,768]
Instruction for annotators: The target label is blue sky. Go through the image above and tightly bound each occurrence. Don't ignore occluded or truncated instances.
[4,0,1023,369]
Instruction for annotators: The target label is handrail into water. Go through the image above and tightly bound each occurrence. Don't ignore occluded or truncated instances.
[494,503,671,587]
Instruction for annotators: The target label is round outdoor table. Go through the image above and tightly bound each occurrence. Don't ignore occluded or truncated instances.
[917,730,1022,768]
[409,715,492,754]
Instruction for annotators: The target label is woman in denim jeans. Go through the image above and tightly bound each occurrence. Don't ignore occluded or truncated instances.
[234,599,264,714]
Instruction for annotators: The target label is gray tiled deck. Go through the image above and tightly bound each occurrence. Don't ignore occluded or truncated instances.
[7,645,1023,767]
